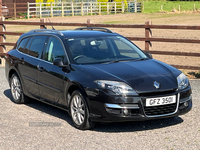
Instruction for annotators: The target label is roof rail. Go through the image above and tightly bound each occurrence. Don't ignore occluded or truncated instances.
[28,29,64,36]
[75,27,114,33]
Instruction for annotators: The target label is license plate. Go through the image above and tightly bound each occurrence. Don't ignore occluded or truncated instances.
[146,95,176,107]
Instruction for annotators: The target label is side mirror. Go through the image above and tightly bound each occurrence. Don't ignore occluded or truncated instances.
[53,58,70,73]
[53,58,68,67]
[144,52,153,59]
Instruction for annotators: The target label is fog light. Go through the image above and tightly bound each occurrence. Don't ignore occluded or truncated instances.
[184,102,188,107]
[123,108,129,116]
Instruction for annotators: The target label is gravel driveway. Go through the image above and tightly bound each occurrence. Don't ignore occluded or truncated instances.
[0,67,199,150]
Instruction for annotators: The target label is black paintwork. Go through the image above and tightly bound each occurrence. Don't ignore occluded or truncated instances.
[5,29,192,123]
[78,59,181,93]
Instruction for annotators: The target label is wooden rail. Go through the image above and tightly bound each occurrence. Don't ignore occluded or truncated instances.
[0,18,200,70]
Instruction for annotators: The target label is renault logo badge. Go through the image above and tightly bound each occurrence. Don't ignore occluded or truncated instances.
[154,81,160,89]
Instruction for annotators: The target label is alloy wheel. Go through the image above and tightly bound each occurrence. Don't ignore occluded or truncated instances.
[70,95,85,126]
[11,76,21,101]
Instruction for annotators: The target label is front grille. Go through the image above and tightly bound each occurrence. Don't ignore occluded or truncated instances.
[139,89,177,97]
[144,103,177,116]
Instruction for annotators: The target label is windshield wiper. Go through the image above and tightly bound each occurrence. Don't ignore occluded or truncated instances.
[100,60,119,64]
[100,58,148,64]
[133,58,149,61]
[109,60,120,63]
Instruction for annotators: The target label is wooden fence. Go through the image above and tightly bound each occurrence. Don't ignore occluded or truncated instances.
[1,3,28,19]
[2,2,141,19]
[0,18,200,70]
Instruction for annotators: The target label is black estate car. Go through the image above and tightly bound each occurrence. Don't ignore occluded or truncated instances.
[5,27,192,130]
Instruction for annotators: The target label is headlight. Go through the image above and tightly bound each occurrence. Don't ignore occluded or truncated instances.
[177,73,189,90]
[95,80,138,96]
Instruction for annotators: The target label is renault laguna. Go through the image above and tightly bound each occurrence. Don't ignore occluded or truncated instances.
[5,27,192,130]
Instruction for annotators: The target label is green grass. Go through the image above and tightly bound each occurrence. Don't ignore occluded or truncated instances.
[142,1,200,13]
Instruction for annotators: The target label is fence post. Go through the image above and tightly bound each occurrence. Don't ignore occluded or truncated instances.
[122,2,124,13]
[39,3,42,18]
[71,2,74,16]
[99,2,101,15]
[27,2,30,19]
[134,2,137,13]
[51,2,53,18]
[87,19,91,27]
[90,2,92,16]
[145,20,152,51]
[14,2,17,19]
[107,2,109,15]
[81,2,83,16]
[61,2,64,17]
[0,17,6,66]
[40,18,47,29]
[114,2,116,14]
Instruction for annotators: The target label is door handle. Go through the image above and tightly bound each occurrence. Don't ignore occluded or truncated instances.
[37,65,44,72]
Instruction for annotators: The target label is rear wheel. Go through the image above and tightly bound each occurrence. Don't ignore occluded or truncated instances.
[10,73,28,104]
[70,90,95,130]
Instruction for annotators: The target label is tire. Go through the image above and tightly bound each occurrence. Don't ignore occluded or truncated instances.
[70,90,95,130]
[10,73,28,104]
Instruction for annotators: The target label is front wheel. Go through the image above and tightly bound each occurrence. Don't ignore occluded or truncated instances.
[70,90,95,130]
[10,73,28,104]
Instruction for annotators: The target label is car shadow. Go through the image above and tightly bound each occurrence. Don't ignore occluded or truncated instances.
[4,89,183,132]
[93,116,183,133]
[4,89,73,126]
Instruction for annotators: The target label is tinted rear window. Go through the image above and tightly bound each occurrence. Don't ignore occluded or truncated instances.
[27,35,47,58]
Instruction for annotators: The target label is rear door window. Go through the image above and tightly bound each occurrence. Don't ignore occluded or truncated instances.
[27,35,47,58]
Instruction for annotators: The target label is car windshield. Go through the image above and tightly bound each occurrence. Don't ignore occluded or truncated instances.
[67,35,148,64]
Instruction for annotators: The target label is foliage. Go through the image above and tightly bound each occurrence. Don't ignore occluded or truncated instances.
[98,0,108,12]
[97,0,128,12]
[115,0,128,11]
[36,0,54,7]
[188,71,200,78]
[36,0,54,3]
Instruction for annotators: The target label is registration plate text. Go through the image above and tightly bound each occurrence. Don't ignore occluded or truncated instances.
[146,95,176,107]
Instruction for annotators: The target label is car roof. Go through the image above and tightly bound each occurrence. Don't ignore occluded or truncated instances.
[20,28,119,39]
[16,28,120,47]
[61,30,118,38]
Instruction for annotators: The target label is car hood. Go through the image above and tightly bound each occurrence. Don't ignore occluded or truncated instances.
[77,59,181,94]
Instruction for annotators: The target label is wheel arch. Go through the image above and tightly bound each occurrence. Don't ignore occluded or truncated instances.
[65,82,89,109]
[8,68,27,95]
[8,68,19,85]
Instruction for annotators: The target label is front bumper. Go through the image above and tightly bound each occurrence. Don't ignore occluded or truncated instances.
[89,86,192,122]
